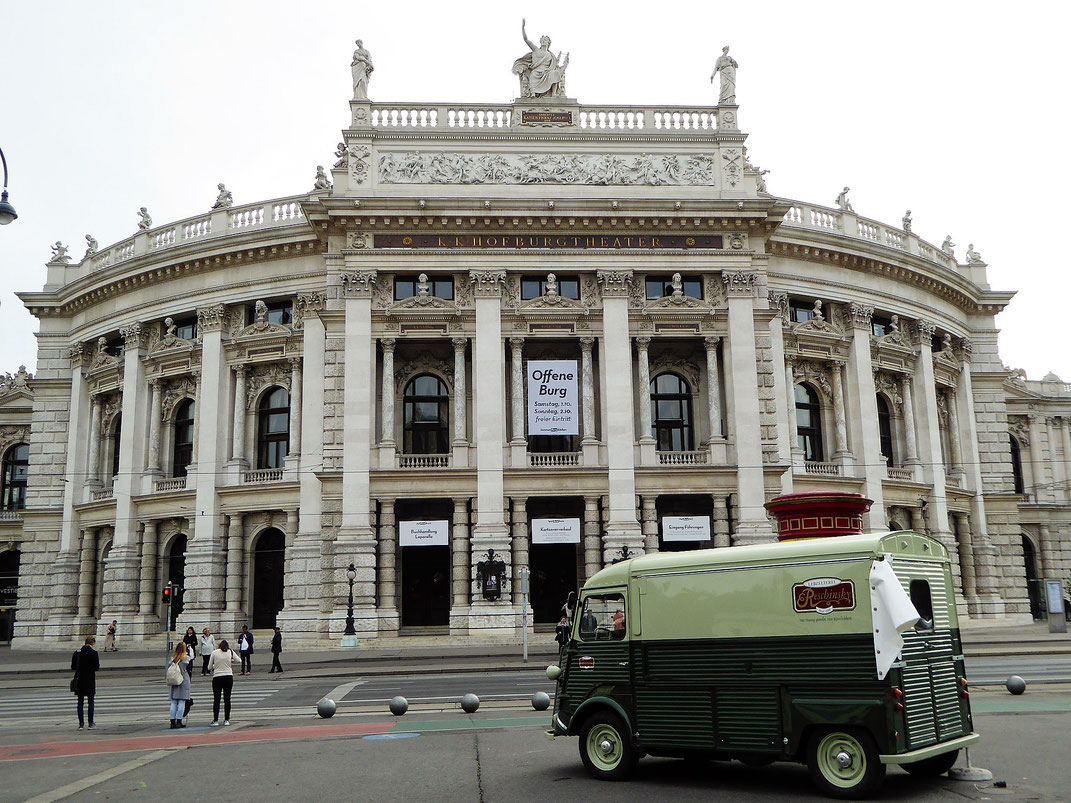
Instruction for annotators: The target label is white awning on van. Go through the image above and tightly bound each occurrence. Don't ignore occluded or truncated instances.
[870,558,921,680]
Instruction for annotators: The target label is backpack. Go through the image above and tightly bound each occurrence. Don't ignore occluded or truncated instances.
[166,661,183,686]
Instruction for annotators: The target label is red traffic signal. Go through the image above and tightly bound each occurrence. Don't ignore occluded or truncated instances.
[162,585,172,604]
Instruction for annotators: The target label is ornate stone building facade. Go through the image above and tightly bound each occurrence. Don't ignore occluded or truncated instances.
[2,44,1069,646]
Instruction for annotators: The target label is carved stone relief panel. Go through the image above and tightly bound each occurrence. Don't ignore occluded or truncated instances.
[792,360,833,398]
[245,363,292,411]
[873,371,904,412]
[1007,415,1030,446]
[394,352,455,395]
[161,376,198,420]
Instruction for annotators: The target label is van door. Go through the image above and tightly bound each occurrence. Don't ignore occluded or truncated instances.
[563,590,632,711]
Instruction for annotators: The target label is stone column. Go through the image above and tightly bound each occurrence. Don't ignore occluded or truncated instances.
[636,336,653,440]
[583,495,602,582]
[830,362,850,460]
[952,512,978,601]
[231,366,247,463]
[288,358,302,456]
[510,498,529,607]
[712,495,730,548]
[450,498,469,611]
[86,394,103,488]
[77,527,98,619]
[146,379,162,474]
[224,514,244,613]
[900,375,921,474]
[580,336,597,444]
[1046,418,1066,502]
[786,357,804,467]
[380,338,396,446]
[641,496,659,554]
[138,520,160,617]
[60,346,92,575]
[909,506,926,534]
[452,337,468,445]
[1038,524,1058,578]
[1027,414,1053,503]
[1063,418,1071,505]
[703,336,723,443]
[913,320,953,546]
[846,303,883,525]
[597,270,643,552]
[722,271,773,542]
[509,336,525,445]
[945,391,965,487]
[377,499,397,616]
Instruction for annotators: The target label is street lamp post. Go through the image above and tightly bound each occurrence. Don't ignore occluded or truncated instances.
[344,562,357,636]
[0,146,17,225]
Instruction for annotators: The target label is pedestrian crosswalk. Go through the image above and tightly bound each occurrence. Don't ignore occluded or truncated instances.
[0,681,290,721]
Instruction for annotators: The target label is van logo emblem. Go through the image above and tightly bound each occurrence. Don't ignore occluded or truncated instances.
[579,656,595,669]
[793,577,855,614]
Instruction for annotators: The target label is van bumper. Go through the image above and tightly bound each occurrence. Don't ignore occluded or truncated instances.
[879,733,979,764]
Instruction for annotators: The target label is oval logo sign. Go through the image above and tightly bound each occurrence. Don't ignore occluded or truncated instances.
[793,578,855,614]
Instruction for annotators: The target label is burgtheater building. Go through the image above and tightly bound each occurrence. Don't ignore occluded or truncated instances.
[2,37,1070,646]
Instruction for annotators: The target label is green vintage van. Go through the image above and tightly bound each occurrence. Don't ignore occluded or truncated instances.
[546,531,978,799]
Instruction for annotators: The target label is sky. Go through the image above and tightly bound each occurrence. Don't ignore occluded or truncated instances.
[2,1,1069,380]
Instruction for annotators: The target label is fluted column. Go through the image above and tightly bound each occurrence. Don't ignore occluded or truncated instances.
[1047,418,1066,502]
[1027,414,1051,502]
[583,495,602,582]
[786,357,804,466]
[378,499,397,610]
[909,506,926,535]
[451,499,469,609]
[900,375,920,469]
[288,358,302,455]
[1039,524,1058,578]
[509,337,525,444]
[380,339,396,445]
[452,338,467,444]
[831,362,850,459]
[147,379,163,472]
[580,337,597,443]
[945,391,965,485]
[231,366,247,462]
[1063,418,1071,504]
[712,496,730,548]
[641,496,659,554]
[87,396,102,485]
[77,527,98,618]
[511,497,529,606]
[636,336,653,440]
[704,336,722,442]
[952,513,977,600]
[138,521,160,616]
[225,514,244,612]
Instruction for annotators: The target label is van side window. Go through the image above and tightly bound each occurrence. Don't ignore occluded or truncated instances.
[578,593,626,641]
[910,579,935,631]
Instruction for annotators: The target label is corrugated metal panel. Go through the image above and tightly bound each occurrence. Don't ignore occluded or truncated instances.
[932,662,965,739]
[635,689,714,748]
[716,687,781,750]
[903,664,937,748]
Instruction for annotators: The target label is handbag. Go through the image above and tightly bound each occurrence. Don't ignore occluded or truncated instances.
[166,661,183,686]
[70,650,80,694]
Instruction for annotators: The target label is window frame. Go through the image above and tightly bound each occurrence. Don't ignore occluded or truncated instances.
[256,386,290,470]
[263,301,293,327]
[788,299,816,324]
[577,592,627,642]
[173,317,197,341]
[1010,435,1025,495]
[876,394,895,467]
[172,399,195,478]
[402,374,449,455]
[394,275,454,301]
[871,315,891,338]
[650,372,694,452]
[1,443,29,511]
[110,414,122,478]
[645,275,702,301]
[794,383,824,462]
[521,275,580,300]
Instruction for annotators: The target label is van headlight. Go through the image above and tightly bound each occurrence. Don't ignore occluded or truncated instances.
[546,664,562,681]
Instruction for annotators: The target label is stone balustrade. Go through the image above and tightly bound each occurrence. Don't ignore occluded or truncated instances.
[886,466,914,481]
[528,452,581,467]
[398,454,451,469]
[154,477,187,492]
[243,468,284,484]
[657,450,709,465]
[803,461,841,477]
[90,488,114,501]
[0,510,23,522]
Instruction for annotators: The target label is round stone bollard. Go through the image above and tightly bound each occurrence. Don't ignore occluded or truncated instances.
[317,698,337,719]
[389,696,409,716]
[460,693,480,713]
[1006,675,1026,695]
[532,692,551,711]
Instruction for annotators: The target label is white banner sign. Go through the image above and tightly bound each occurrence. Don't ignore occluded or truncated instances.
[399,520,449,547]
[531,518,581,545]
[662,516,712,542]
[527,360,579,436]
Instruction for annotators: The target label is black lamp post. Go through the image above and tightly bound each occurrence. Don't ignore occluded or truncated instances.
[343,562,357,636]
[0,146,17,225]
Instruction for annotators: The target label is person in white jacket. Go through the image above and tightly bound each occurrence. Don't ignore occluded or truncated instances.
[199,628,216,677]
[208,639,241,726]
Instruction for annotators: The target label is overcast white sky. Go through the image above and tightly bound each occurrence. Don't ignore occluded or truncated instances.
[2,2,1068,380]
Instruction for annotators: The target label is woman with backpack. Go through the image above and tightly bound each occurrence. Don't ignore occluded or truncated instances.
[166,643,191,729]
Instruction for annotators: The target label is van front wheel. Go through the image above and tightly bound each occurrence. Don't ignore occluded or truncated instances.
[578,712,637,781]
[807,728,885,799]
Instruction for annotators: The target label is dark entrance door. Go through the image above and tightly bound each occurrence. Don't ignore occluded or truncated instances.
[657,494,714,553]
[1023,535,1042,619]
[530,542,578,624]
[167,535,187,630]
[400,545,450,627]
[0,550,20,643]
[252,529,285,629]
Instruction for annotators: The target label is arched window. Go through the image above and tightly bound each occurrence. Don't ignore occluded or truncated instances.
[403,374,449,454]
[650,373,693,452]
[257,387,290,469]
[1010,435,1025,495]
[795,384,824,462]
[1,443,29,510]
[172,400,195,477]
[876,395,895,467]
[110,414,122,478]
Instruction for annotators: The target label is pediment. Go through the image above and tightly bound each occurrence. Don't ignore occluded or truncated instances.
[517,294,588,315]
[791,317,843,336]
[643,293,713,314]
[149,334,195,355]
[387,295,459,314]
[236,320,293,339]
[0,386,33,409]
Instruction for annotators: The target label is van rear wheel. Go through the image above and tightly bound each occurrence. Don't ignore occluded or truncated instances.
[902,749,959,777]
[578,712,637,781]
[807,727,885,799]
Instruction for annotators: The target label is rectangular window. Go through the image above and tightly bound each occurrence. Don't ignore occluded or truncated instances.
[265,301,293,326]
[909,579,935,630]
[394,275,454,300]
[107,338,125,359]
[789,300,816,324]
[871,316,891,338]
[521,275,580,300]
[646,275,702,300]
[174,317,197,340]
[577,593,627,642]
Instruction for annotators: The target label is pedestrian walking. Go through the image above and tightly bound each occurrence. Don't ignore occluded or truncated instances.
[199,628,216,676]
[103,620,118,651]
[237,625,254,675]
[269,626,283,674]
[208,638,241,726]
[166,643,191,729]
[71,636,100,730]
[554,615,570,653]
[182,627,198,677]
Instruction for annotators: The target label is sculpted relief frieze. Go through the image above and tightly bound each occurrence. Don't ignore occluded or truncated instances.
[378,152,717,186]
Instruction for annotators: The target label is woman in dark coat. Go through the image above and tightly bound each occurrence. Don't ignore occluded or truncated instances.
[71,636,100,729]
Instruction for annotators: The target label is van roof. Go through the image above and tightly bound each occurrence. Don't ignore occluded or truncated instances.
[584,530,947,590]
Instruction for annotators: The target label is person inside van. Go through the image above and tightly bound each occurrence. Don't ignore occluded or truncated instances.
[612,609,625,639]
[579,608,598,634]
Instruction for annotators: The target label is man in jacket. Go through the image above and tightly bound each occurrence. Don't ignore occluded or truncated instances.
[71,636,100,729]
[237,625,254,675]
[269,627,283,674]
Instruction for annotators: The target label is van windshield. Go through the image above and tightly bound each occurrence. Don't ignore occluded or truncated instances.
[577,593,626,641]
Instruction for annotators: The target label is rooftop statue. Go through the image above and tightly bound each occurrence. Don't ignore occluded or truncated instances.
[351,39,373,100]
[941,235,955,257]
[513,19,569,99]
[212,183,233,209]
[49,240,70,263]
[710,46,738,105]
[902,210,912,233]
[333,142,348,169]
[835,186,854,212]
[138,207,153,231]
[966,243,984,265]
[313,165,332,191]
[84,234,98,257]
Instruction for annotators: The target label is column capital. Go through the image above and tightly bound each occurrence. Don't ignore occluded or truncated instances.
[120,322,144,347]
[288,356,303,369]
[635,335,652,349]
[915,318,937,340]
[197,304,227,332]
[849,302,874,329]
[703,335,721,350]
[579,336,595,351]
[468,269,507,297]
[721,270,758,297]
[509,335,525,349]
[596,269,634,297]
[452,336,468,352]
[340,270,378,297]
[296,291,327,320]
[233,364,247,379]
[380,337,397,353]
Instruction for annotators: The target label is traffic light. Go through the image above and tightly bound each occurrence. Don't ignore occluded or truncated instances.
[162,584,172,604]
